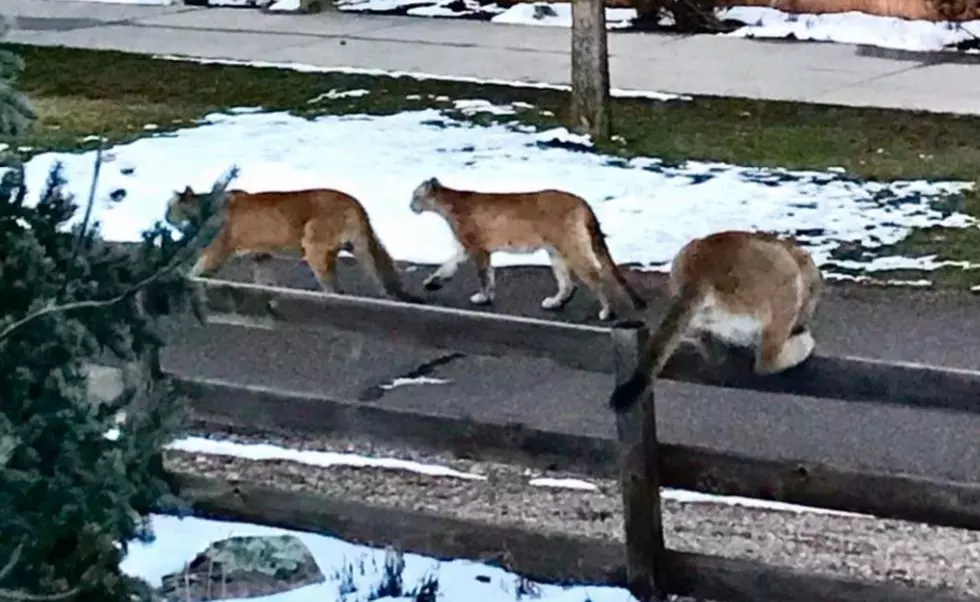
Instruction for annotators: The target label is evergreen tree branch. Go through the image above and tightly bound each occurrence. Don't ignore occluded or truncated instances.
[0,208,220,345]
[0,30,186,602]
[0,543,79,602]
[0,542,22,583]
[0,165,239,346]
[0,585,80,601]
[57,144,105,302]
[76,144,104,252]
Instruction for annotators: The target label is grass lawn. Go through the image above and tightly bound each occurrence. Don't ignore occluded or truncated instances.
[7,43,980,289]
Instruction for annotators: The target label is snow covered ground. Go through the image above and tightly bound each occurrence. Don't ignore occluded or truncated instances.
[17,96,976,280]
[123,514,631,602]
[334,0,640,28]
[719,6,980,51]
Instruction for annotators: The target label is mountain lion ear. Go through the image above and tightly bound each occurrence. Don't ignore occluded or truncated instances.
[428,177,440,188]
[182,185,193,195]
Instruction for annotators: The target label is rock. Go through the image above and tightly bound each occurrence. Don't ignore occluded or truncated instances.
[532,3,558,18]
[158,534,324,602]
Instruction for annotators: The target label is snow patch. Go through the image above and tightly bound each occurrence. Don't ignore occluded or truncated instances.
[451,99,518,116]
[664,488,865,517]
[529,475,868,516]
[379,376,452,390]
[308,89,371,103]
[268,0,301,10]
[326,0,980,53]
[122,514,629,602]
[530,477,600,491]
[13,107,973,281]
[720,7,980,52]
[491,2,636,28]
[164,436,868,518]
[166,436,488,480]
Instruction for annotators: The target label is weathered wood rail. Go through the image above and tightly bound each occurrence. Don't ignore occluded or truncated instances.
[171,472,975,602]
[93,277,980,602]
[202,278,980,414]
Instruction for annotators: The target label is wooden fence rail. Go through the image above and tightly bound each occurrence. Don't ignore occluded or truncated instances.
[171,472,975,602]
[124,371,980,531]
[115,277,980,602]
[200,278,980,414]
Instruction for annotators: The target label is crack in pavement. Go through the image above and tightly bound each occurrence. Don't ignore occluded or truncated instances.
[805,62,926,104]
[357,351,466,402]
[22,16,571,55]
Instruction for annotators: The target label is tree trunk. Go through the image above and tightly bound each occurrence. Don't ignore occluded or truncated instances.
[570,0,612,141]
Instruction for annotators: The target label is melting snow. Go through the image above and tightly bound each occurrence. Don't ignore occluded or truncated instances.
[17,105,974,279]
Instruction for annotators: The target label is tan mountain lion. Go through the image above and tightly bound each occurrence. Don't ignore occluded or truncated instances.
[165,186,422,304]
[607,230,823,413]
[409,177,646,320]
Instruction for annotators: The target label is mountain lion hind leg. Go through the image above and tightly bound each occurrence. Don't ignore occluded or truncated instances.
[540,248,577,311]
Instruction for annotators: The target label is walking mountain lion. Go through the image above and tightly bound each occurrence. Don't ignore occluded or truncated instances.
[165,186,422,303]
[607,230,823,413]
[408,177,646,321]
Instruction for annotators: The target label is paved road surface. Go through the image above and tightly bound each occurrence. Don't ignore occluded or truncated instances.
[4,0,980,114]
[157,255,980,485]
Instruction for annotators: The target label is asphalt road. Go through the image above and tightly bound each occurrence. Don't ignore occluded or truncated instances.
[158,254,980,484]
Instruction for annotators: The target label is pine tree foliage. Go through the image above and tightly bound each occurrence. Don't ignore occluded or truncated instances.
[0,17,38,143]
[0,34,239,602]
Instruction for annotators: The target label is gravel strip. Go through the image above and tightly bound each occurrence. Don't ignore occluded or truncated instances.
[170,426,980,596]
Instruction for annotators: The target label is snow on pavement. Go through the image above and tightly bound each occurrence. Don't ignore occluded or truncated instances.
[19,102,975,278]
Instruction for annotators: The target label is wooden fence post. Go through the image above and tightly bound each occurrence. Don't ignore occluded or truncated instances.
[611,321,669,602]
[571,0,611,141]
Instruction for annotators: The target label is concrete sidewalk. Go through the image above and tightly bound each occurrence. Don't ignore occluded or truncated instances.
[5,0,980,114]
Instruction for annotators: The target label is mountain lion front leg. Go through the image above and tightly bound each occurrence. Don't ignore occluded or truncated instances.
[423,242,469,291]
[188,237,233,278]
[250,253,278,287]
[304,244,341,294]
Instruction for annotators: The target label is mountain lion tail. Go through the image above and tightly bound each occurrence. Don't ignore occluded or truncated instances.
[352,226,424,304]
[585,212,647,312]
[607,282,704,413]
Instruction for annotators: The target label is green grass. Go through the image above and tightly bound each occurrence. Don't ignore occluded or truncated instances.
[7,43,980,290]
